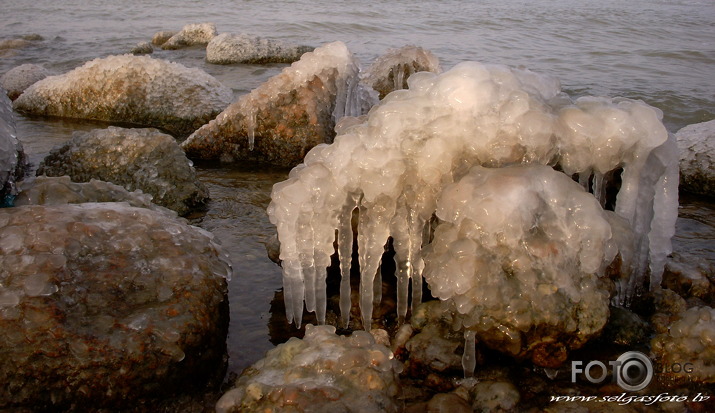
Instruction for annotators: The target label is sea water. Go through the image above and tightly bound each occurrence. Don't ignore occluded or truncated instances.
[1,0,713,375]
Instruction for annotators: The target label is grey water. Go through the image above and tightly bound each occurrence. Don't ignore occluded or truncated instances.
[1,0,714,376]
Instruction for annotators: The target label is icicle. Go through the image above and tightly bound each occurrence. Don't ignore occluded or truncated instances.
[246,109,257,151]
[338,199,358,328]
[462,330,477,378]
[394,63,406,91]
[592,171,605,207]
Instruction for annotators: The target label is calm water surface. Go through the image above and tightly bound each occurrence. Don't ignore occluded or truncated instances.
[2,0,714,375]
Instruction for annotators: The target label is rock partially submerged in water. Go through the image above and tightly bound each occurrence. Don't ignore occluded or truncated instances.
[161,22,218,50]
[13,54,233,135]
[676,119,715,196]
[0,90,28,207]
[0,203,230,410]
[1,64,51,100]
[206,33,313,64]
[363,45,442,99]
[37,127,209,216]
[130,41,154,55]
[216,324,402,413]
[152,30,177,46]
[182,41,375,166]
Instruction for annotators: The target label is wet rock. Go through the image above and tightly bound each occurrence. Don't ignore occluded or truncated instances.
[426,392,472,413]
[0,38,29,55]
[36,127,209,216]
[599,306,650,347]
[651,306,715,386]
[206,33,313,64]
[676,120,715,196]
[0,203,230,410]
[13,54,232,136]
[14,175,162,212]
[470,380,520,412]
[130,41,153,55]
[0,89,28,206]
[405,301,465,373]
[363,45,441,99]
[216,324,402,413]
[663,252,714,305]
[151,30,177,46]
[1,63,51,100]
[162,22,217,50]
[182,41,375,166]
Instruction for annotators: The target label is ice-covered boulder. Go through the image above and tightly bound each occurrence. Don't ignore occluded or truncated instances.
[37,127,209,216]
[0,90,27,207]
[0,203,230,410]
[1,63,51,100]
[363,45,442,99]
[152,30,177,46]
[215,324,402,413]
[676,119,715,196]
[13,54,233,136]
[182,41,375,166]
[267,61,679,338]
[651,306,715,386]
[161,22,218,50]
[130,41,153,55]
[206,33,313,64]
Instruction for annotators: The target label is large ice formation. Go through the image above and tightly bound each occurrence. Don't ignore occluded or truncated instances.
[363,45,442,99]
[206,33,313,64]
[675,119,715,196]
[161,22,218,50]
[0,89,27,207]
[36,127,209,215]
[216,324,402,413]
[0,203,230,409]
[1,63,51,100]
[267,61,679,338]
[182,41,376,166]
[12,55,233,135]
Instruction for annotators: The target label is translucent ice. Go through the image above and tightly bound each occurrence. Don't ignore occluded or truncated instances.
[12,55,233,136]
[363,45,442,99]
[267,61,678,329]
[0,89,27,206]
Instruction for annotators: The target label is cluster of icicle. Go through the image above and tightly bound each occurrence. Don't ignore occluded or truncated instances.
[266,61,679,329]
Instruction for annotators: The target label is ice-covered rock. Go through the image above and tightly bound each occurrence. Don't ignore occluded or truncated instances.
[130,41,153,55]
[206,33,313,64]
[14,175,162,211]
[0,89,28,207]
[363,45,442,99]
[36,127,209,216]
[676,119,715,196]
[1,63,51,100]
[651,306,715,386]
[13,54,233,136]
[0,203,230,409]
[152,30,177,46]
[266,61,678,338]
[161,22,217,50]
[216,324,402,413]
[182,41,376,166]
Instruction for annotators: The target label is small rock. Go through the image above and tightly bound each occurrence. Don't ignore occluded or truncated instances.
[130,41,153,55]
[1,63,51,100]
[151,30,177,46]
[363,45,442,99]
[162,22,217,50]
[206,33,313,64]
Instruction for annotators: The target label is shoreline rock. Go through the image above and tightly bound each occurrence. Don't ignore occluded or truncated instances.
[676,119,715,197]
[206,33,313,64]
[1,64,51,101]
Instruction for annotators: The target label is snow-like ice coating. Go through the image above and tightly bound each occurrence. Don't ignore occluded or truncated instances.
[182,41,376,166]
[37,127,209,215]
[676,119,715,196]
[216,324,402,413]
[0,90,27,206]
[267,61,679,331]
[1,63,51,100]
[161,22,217,50]
[206,33,313,64]
[12,54,233,135]
[363,45,442,99]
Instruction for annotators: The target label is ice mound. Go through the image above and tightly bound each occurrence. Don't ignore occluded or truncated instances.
[216,324,402,413]
[423,165,617,364]
[676,119,715,196]
[36,126,209,216]
[363,45,442,99]
[161,22,218,50]
[267,61,678,333]
[206,33,314,64]
[0,203,230,409]
[0,90,28,207]
[652,306,715,386]
[13,54,233,135]
[1,63,51,100]
[182,41,376,166]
